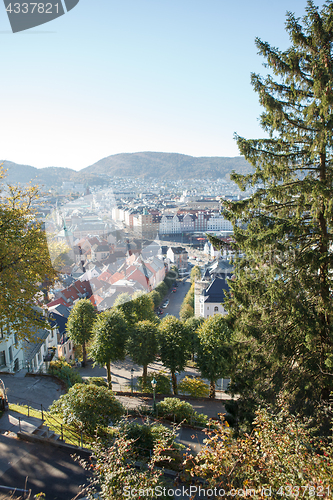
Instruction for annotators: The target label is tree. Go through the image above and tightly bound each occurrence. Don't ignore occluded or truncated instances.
[190,265,201,283]
[49,383,125,434]
[0,172,58,338]
[211,1,333,414]
[127,320,159,385]
[115,291,157,327]
[185,316,204,360]
[179,303,194,321]
[196,315,232,398]
[89,308,128,389]
[66,298,96,366]
[158,316,191,394]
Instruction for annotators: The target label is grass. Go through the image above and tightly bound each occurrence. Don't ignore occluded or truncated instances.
[8,403,94,448]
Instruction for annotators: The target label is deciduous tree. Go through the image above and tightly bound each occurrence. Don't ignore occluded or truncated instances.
[89,308,128,389]
[66,298,96,366]
[196,315,232,398]
[0,171,58,338]
[158,316,191,394]
[127,320,159,385]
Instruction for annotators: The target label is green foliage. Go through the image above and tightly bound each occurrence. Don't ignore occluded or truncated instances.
[0,171,58,338]
[164,267,178,289]
[149,289,162,308]
[127,320,159,384]
[48,357,82,389]
[179,303,194,321]
[66,298,96,365]
[119,420,179,455]
[185,316,204,357]
[85,376,108,388]
[78,433,174,499]
[136,371,172,395]
[196,315,232,398]
[158,316,191,394]
[49,383,125,434]
[115,292,157,327]
[182,282,195,309]
[156,397,209,427]
[185,407,333,497]
[220,1,333,419]
[89,308,128,389]
[178,376,209,398]
[190,265,201,283]
[155,281,168,298]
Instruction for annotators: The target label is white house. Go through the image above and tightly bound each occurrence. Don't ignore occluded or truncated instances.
[197,276,229,318]
[0,327,24,373]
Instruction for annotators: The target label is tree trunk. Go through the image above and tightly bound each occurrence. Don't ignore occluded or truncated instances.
[82,341,87,367]
[106,362,112,390]
[142,365,148,386]
[209,380,215,399]
[171,371,178,395]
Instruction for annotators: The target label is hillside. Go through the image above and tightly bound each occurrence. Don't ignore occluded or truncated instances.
[0,152,252,188]
[83,152,252,180]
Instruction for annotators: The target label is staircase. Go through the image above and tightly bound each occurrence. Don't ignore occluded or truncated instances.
[32,422,60,442]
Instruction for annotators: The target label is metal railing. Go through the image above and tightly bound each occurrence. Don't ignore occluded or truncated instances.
[7,394,90,448]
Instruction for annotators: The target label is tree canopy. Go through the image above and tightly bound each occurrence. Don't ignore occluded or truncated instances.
[66,298,96,366]
[127,320,159,384]
[89,308,128,389]
[0,171,57,338]
[196,314,232,398]
[211,0,333,419]
[158,315,191,394]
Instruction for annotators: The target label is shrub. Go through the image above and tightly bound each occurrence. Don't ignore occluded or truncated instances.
[119,421,177,454]
[157,398,194,422]
[85,376,108,387]
[178,376,209,398]
[185,408,333,495]
[49,383,125,434]
[48,358,82,389]
[156,397,209,427]
[136,371,172,395]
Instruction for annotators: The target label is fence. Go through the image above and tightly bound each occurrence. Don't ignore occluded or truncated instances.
[7,393,90,448]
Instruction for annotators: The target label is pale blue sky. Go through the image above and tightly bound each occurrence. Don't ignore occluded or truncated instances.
[0,1,323,170]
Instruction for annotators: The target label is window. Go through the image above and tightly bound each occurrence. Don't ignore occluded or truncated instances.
[9,346,13,363]
[214,306,219,313]
[0,350,6,367]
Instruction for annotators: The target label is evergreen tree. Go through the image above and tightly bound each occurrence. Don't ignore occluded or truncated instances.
[214,1,333,415]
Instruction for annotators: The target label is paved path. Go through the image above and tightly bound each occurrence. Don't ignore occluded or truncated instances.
[0,433,89,500]
[0,374,65,410]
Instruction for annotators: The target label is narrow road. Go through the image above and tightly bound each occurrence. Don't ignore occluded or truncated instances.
[162,277,191,319]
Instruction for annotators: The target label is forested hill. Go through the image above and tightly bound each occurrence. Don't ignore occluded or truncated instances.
[0,152,252,188]
[83,152,252,180]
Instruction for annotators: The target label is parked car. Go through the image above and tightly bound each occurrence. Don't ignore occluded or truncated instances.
[172,288,177,293]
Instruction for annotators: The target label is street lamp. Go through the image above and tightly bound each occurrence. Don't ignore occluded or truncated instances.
[151,377,157,414]
[131,368,134,395]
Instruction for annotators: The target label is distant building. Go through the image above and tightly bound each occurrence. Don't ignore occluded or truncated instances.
[197,276,229,318]
[167,247,188,272]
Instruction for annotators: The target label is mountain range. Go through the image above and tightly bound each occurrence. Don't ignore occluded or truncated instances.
[0,152,252,188]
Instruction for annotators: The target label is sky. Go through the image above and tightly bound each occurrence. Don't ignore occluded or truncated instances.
[0,0,326,171]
